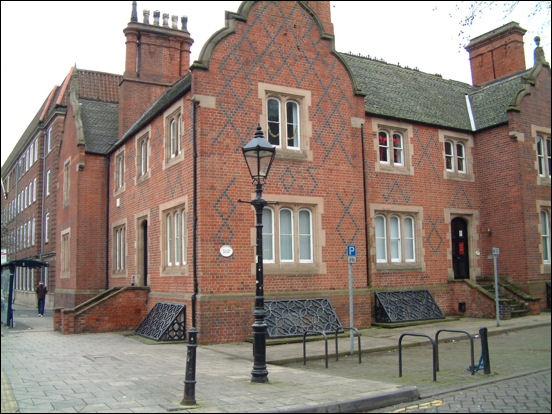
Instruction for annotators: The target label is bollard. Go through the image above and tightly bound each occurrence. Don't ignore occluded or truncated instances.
[479,327,491,374]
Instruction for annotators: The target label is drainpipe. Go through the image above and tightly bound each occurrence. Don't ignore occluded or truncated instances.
[105,155,110,290]
[360,124,369,287]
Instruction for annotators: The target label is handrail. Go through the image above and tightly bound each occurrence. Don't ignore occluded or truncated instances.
[435,329,475,375]
[398,333,437,382]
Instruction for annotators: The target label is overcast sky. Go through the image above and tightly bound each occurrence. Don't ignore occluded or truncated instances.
[1,1,550,167]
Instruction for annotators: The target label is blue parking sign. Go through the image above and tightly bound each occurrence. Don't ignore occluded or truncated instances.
[347,245,356,257]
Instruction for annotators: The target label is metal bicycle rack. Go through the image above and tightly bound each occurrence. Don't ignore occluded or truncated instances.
[398,333,437,382]
[303,327,361,368]
[435,329,475,375]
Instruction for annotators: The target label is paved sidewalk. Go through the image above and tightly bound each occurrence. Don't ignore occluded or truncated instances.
[1,308,550,413]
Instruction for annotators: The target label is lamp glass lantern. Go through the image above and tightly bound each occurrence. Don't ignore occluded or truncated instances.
[242,125,275,184]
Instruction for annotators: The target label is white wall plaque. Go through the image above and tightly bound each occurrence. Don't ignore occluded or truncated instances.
[220,245,233,257]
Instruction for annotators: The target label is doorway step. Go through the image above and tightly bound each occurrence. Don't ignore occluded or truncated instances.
[477,278,539,318]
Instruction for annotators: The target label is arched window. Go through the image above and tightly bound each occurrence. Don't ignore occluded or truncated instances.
[404,216,415,262]
[390,216,401,262]
[286,101,300,149]
[542,210,550,263]
[267,98,281,146]
[393,132,403,165]
[378,131,389,163]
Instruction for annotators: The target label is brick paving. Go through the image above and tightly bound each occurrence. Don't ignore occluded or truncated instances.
[1,309,550,413]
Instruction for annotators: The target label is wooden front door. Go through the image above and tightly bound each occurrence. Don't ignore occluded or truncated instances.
[451,218,469,279]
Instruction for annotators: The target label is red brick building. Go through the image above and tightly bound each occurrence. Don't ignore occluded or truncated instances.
[2,2,550,342]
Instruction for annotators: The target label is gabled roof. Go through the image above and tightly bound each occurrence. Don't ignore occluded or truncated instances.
[117,73,191,146]
[469,70,529,130]
[72,69,121,155]
[79,98,119,155]
[340,53,475,131]
[339,52,548,133]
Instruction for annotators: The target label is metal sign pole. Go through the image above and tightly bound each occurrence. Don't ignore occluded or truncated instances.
[492,247,500,327]
[348,261,354,355]
[347,245,356,355]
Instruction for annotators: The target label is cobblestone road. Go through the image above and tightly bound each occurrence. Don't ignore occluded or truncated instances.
[370,369,551,412]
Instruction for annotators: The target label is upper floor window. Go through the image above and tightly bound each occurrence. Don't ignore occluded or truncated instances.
[63,159,70,206]
[46,170,51,197]
[165,108,183,165]
[379,130,404,166]
[114,150,125,193]
[267,97,300,150]
[44,212,50,244]
[439,131,474,181]
[445,140,466,173]
[137,133,150,180]
[47,127,53,153]
[537,135,551,178]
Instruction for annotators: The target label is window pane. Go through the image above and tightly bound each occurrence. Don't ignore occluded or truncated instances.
[456,143,465,173]
[542,211,550,262]
[279,209,293,261]
[537,136,544,176]
[286,101,299,148]
[445,141,453,171]
[547,138,551,177]
[404,217,415,261]
[375,215,386,262]
[379,131,388,163]
[390,216,400,262]
[177,115,182,154]
[182,210,186,264]
[299,210,312,262]
[175,212,180,264]
[393,133,403,165]
[167,214,172,265]
[262,208,274,261]
[267,98,280,146]
[170,120,176,157]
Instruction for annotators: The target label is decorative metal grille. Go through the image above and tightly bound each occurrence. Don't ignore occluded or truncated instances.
[135,302,186,341]
[375,290,445,323]
[265,298,342,338]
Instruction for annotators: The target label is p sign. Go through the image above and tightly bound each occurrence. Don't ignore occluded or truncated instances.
[347,245,356,263]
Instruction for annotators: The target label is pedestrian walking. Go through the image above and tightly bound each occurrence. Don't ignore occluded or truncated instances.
[36,280,48,317]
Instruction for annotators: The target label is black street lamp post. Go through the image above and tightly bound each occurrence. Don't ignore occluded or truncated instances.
[241,125,276,384]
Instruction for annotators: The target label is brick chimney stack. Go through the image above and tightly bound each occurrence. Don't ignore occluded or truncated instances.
[119,1,193,137]
[465,22,527,86]
[304,1,334,36]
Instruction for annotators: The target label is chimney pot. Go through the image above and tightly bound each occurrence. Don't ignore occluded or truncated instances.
[163,13,169,27]
[181,16,188,32]
[153,10,160,26]
[143,10,150,24]
[171,15,178,29]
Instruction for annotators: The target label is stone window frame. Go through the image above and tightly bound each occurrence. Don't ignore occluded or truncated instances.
[135,126,151,184]
[532,125,551,186]
[372,118,414,176]
[60,227,71,279]
[112,219,127,277]
[370,204,424,272]
[113,147,125,195]
[159,196,189,277]
[537,200,551,273]
[439,130,475,182]
[250,194,326,276]
[258,83,313,162]
[163,101,184,169]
